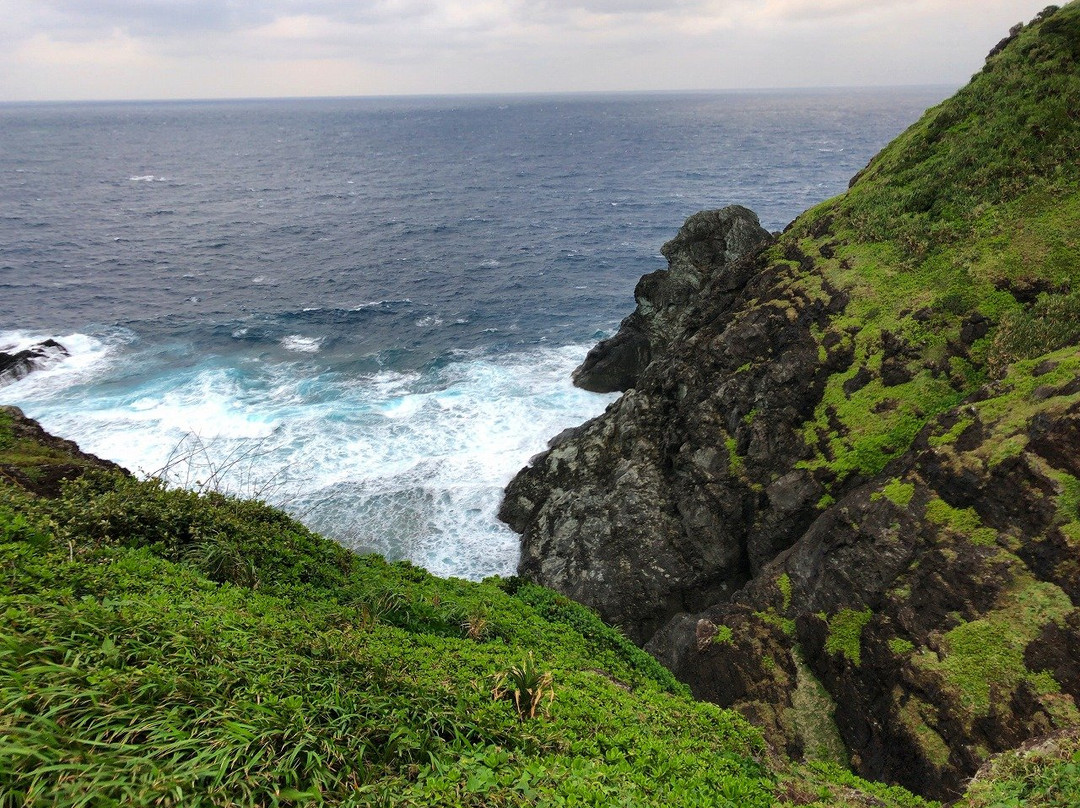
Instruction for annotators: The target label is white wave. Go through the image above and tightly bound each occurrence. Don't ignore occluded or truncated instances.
[8,342,614,581]
[281,335,321,353]
[0,329,123,396]
[284,345,616,578]
[352,298,412,310]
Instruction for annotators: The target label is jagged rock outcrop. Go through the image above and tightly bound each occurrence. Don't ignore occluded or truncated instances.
[571,206,772,393]
[647,366,1080,800]
[501,235,848,643]
[0,339,69,387]
[0,405,126,497]
[502,4,1080,800]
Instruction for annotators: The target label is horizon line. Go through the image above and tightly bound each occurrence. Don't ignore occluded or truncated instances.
[0,82,961,107]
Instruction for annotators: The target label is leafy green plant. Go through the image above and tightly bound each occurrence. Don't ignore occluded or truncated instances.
[493,653,554,720]
[462,609,490,640]
[185,527,259,587]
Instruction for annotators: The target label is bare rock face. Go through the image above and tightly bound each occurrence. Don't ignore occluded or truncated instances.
[571,206,772,393]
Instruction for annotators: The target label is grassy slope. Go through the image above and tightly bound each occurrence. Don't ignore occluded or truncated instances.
[777,2,1080,487]
[0,418,936,808]
[0,470,761,807]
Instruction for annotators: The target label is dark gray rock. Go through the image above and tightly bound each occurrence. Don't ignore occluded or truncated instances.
[501,221,847,644]
[572,206,772,393]
[0,339,69,387]
[643,392,1080,801]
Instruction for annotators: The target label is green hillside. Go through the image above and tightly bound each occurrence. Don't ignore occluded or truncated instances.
[785,2,1080,486]
[0,404,938,807]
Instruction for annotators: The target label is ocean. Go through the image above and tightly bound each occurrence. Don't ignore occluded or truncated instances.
[1,88,948,579]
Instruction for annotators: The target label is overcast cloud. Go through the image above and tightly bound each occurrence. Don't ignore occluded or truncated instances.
[0,0,1055,101]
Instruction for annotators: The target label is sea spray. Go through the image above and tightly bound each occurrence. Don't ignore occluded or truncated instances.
[2,332,615,579]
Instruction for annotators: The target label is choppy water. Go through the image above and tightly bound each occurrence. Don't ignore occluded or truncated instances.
[0,88,948,578]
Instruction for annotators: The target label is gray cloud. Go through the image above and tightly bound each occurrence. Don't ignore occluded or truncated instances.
[35,0,262,37]
[757,0,911,22]
[0,0,1055,100]
[32,0,440,39]
[536,0,702,13]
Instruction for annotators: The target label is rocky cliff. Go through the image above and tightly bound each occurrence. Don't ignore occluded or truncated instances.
[501,4,1080,800]
[0,405,126,497]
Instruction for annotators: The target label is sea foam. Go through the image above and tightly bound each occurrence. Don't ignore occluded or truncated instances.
[3,338,614,580]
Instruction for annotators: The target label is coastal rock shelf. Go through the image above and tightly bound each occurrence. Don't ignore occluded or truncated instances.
[501,4,1080,801]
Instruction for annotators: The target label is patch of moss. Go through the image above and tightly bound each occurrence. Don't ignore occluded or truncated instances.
[913,577,1073,715]
[971,527,1000,547]
[789,652,848,766]
[924,498,983,535]
[889,637,916,656]
[725,434,743,476]
[0,411,13,451]
[757,610,797,637]
[713,624,734,646]
[896,690,951,770]
[874,479,916,507]
[825,608,873,666]
[928,416,974,449]
[778,573,793,611]
[1043,467,1080,528]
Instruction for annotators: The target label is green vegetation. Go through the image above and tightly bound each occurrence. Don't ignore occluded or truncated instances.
[712,624,735,646]
[788,3,1080,489]
[824,609,873,666]
[889,638,915,656]
[874,479,916,507]
[0,462,956,807]
[0,407,111,490]
[777,573,792,612]
[895,694,952,771]
[913,576,1074,716]
[924,498,982,536]
[788,653,847,766]
[0,470,779,807]
[777,761,938,808]
[963,731,1080,808]
[0,410,12,450]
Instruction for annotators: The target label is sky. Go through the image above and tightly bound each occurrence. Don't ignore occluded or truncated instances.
[0,0,1058,101]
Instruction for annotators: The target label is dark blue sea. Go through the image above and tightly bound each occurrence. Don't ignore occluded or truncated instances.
[1,89,948,578]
